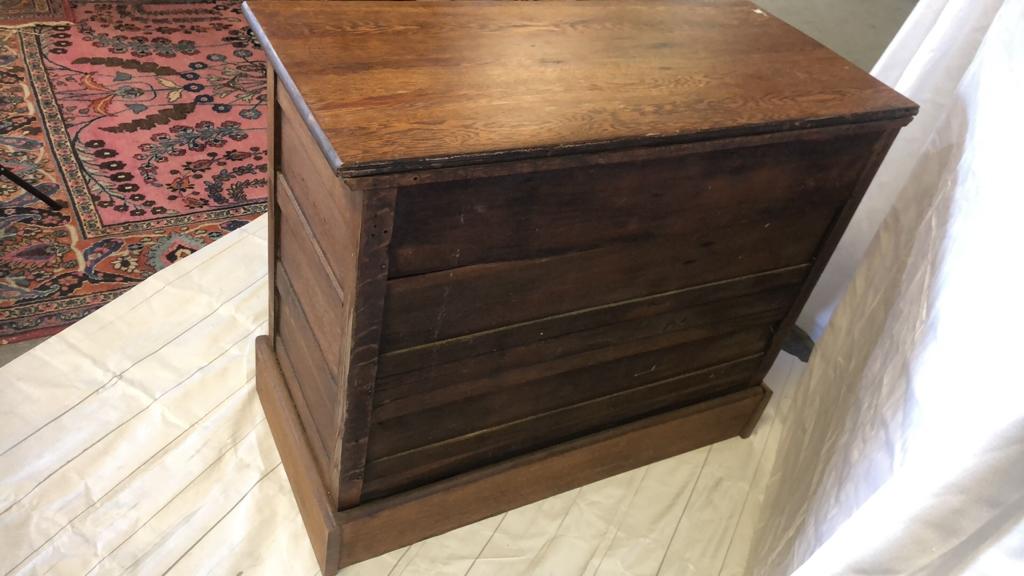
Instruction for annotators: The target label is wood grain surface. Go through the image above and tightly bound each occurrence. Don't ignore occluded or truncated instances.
[244,0,916,175]
[386,132,868,279]
[376,270,802,384]
[249,0,917,567]
[337,384,767,567]
[276,177,345,375]
[361,355,764,499]
[380,130,878,351]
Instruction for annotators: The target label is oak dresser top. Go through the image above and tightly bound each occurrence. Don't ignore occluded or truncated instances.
[244,0,917,177]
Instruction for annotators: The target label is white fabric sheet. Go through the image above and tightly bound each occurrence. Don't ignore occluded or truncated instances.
[752,0,1024,573]
[796,0,1009,338]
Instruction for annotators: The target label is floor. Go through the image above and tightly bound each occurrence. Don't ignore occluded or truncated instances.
[0,0,917,364]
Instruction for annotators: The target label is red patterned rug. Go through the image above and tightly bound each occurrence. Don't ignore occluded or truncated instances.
[0,0,74,27]
[0,1,267,344]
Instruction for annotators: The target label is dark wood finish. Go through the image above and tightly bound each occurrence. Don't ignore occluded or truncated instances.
[244,0,916,572]
[381,131,876,349]
[338,385,768,567]
[260,333,765,570]
[255,336,341,572]
[275,267,338,462]
[265,66,278,340]
[334,185,396,507]
[376,265,807,379]
[362,355,764,499]
[749,127,903,386]
[387,132,874,279]
[370,325,773,455]
[276,176,345,374]
[351,119,913,191]
[375,279,800,405]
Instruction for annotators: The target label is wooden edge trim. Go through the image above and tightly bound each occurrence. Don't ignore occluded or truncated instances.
[243,2,344,174]
[346,117,915,189]
[265,64,277,341]
[255,336,341,574]
[334,384,765,567]
[335,186,397,508]
[341,111,915,179]
[740,383,773,438]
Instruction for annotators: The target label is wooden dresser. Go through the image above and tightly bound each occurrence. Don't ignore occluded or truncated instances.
[243,1,916,571]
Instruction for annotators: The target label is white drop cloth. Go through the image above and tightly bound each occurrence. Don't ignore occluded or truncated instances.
[753,0,1024,574]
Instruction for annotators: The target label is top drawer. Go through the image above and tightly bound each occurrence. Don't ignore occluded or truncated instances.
[381,130,882,351]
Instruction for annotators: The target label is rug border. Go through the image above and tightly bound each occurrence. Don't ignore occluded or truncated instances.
[0,0,74,27]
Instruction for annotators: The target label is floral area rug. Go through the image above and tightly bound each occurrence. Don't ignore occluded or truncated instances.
[0,1,267,343]
[0,0,74,27]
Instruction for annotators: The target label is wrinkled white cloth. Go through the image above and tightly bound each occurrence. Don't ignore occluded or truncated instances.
[753,0,1024,574]
[797,0,1009,338]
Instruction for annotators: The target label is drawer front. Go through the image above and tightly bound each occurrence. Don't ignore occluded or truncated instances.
[372,323,772,446]
[362,324,770,499]
[381,130,879,351]
[376,265,805,382]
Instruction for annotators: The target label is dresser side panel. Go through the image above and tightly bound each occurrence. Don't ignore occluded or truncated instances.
[274,80,367,508]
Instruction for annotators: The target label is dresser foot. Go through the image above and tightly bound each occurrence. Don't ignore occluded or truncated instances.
[740,383,774,438]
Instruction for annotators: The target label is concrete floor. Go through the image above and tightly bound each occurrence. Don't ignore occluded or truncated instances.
[0,0,918,369]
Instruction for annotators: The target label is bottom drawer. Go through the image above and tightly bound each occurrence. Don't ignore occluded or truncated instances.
[362,352,764,499]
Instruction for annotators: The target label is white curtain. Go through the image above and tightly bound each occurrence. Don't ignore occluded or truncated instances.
[752,0,1024,574]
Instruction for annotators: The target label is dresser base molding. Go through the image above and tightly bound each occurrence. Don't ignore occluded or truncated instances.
[255,336,340,570]
[256,336,770,573]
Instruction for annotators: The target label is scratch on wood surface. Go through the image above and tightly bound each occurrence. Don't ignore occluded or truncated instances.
[432,282,453,341]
